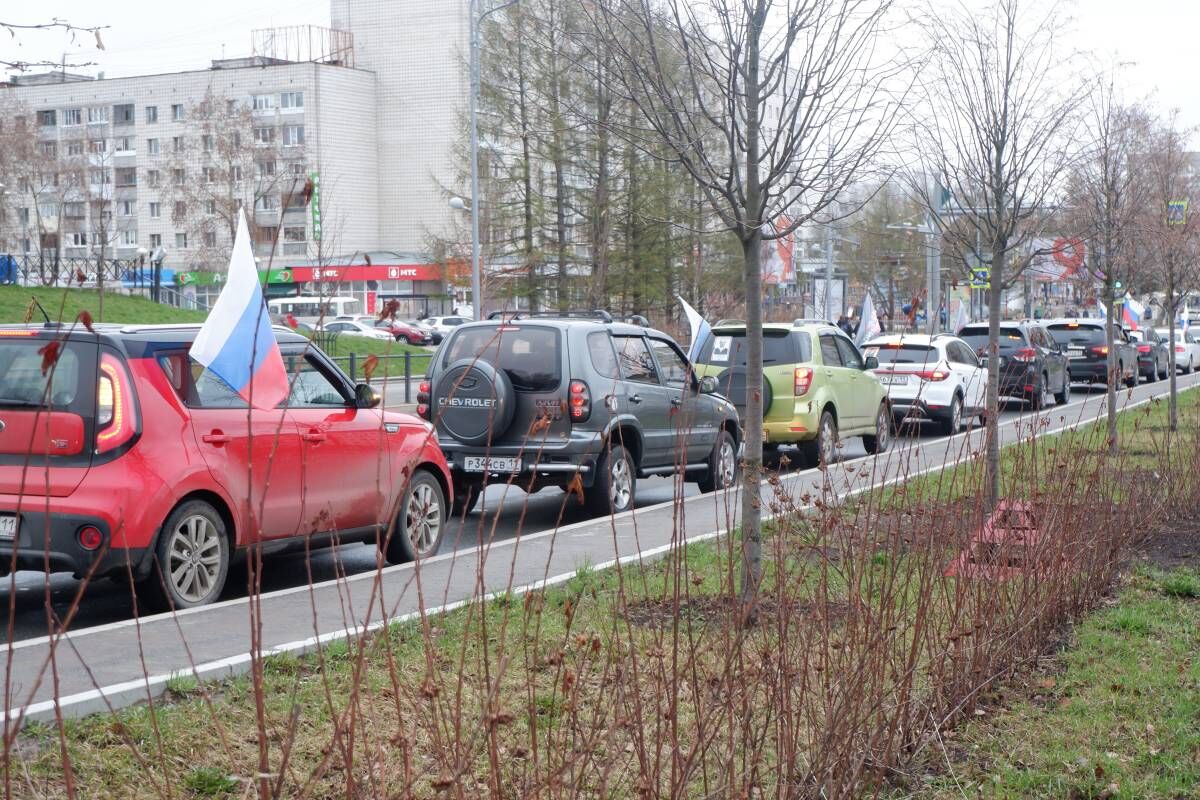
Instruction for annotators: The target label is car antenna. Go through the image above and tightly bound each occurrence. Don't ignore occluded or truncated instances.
[30,297,52,326]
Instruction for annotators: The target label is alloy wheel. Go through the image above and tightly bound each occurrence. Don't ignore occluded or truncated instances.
[610,456,633,509]
[875,408,891,449]
[405,482,442,555]
[166,515,223,604]
[819,415,836,465]
[949,398,961,433]
[717,438,737,488]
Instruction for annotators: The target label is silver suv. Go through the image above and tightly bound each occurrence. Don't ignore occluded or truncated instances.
[418,311,741,516]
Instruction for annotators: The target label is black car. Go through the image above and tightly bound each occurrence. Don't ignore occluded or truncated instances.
[419,310,742,517]
[1044,319,1139,388]
[958,321,1070,409]
[1127,327,1171,382]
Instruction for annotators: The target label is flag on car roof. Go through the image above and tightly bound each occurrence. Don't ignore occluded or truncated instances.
[677,295,712,362]
[1122,295,1144,328]
[854,292,881,346]
[190,209,289,410]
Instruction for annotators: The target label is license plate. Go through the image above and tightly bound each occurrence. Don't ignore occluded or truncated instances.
[879,375,909,386]
[463,456,520,473]
[1068,348,1084,356]
[0,514,16,541]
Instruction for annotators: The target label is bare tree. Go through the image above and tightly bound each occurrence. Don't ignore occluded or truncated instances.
[911,0,1084,507]
[0,19,105,72]
[1140,112,1200,432]
[596,0,900,619]
[1065,80,1151,454]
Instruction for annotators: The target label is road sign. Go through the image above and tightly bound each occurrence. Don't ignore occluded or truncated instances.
[968,267,990,289]
[1168,200,1188,225]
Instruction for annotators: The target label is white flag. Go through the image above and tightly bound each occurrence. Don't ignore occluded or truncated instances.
[855,292,882,346]
[677,295,712,361]
[951,298,971,333]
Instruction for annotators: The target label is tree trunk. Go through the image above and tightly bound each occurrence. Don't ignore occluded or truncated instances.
[984,241,1004,510]
[589,54,611,308]
[1168,279,1178,432]
[1105,289,1118,456]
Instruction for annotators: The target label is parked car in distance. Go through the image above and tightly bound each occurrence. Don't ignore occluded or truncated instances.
[958,321,1071,407]
[0,323,451,610]
[862,333,987,434]
[1043,319,1139,388]
[1126,327,1171,381]
[693,320,891,467]
[405,319,443,344]
[419,315,470,338]
[316,319,394,341]
[335,315,433,345]
[421,311,741,517]
[1156,327,1200,373]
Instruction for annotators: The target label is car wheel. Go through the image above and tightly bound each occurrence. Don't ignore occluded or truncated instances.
[940,395,962,436]
[1187,358,1195,375]
[141,500,230,611]
[863,403,892,453]
[808,409,838,467]
[384,470,446,563]
[1030,375,1049,410]
[1054,376,1070,405]
[586,444,636,515]
[697,431,738,493]
[1125,364,1139,388]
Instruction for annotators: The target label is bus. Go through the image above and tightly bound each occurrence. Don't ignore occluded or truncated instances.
[267,295,362,323]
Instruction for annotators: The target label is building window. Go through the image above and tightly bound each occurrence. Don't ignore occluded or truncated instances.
[252,94,276,112]
[255,195,278,212]
[146,169,161,188]
[284,226,306,243]
[282,125,304,147]
[230,165,243,182]
[37,110,56,127]
[203,231,217,248]
[121,229,137,246]
[89,168,111,186]
[146,138,160,155]
[171,104,184,121]
[62,108,82,126]
[172,168,185,185]
[175,232,187,249]
[88,139,107,154]
[201,134,213,152]
[115,167,137,187]
[202,167,217,184]
[18,208,30,224]
[254,126,274,145]
[145,106,158,123]
[280,92,304,111]
[113,104,135,125]
[119,200,136,216]
[66,141,84,157]
[21,238,31,253]
[257,160,276,178]
[114,136,133,152]
[149,202,161,218]
[226,99,238,114]
[205,200,217,215]
[172,136,184,153]
[64,202,85,219]
[38,201,58,219]
[149,233,162,248]
[40,141,57,158]
[68,232,88,247]
[255,225,278,246]
[290,162,306,176]
[173,201,187,220]
[87,106,109,124]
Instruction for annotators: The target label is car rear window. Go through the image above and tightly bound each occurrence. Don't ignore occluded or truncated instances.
[442,325,561,391]
[958,326,1027,353]
[1047,324,1106,346]
[696,330,810,366]
[862,343,938,366]
[0,340,85,410]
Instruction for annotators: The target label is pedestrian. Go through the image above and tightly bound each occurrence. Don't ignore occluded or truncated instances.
[837,315,853,335]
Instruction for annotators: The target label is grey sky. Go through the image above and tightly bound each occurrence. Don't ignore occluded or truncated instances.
[5,1,1199,128]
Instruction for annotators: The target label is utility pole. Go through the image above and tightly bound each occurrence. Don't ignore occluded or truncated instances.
[823,216,834,319]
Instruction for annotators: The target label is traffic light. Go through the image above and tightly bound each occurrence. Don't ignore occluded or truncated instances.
[1113,279,1123,291]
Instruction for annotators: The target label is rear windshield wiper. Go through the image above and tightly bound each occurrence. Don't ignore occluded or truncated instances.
[0,397,48,408]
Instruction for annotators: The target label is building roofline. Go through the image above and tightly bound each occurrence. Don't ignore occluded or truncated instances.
[5,59,374,90]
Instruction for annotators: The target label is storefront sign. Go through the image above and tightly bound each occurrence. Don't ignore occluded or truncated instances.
[178,263,443,286]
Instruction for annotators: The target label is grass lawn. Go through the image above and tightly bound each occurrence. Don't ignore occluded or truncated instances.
[916,563,1200,799]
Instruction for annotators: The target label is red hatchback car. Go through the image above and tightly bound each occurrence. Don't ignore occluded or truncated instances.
[0,323,451,609]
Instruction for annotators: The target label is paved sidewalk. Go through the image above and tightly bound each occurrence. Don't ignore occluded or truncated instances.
[2,376,1193,728]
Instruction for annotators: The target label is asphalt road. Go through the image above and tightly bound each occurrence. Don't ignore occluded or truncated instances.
[0,384,1123,642]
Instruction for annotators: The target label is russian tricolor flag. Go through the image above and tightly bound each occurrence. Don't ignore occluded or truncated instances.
[190,209,289,410]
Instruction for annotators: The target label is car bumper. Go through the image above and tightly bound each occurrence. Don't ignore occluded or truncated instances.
[889,397,953,422]
[762,401,821,443]
[0,508,147,578]
[995,366,1040,396]
[1137,355,1158,374]
[1068,360,1112,382]
[440,439,599,485]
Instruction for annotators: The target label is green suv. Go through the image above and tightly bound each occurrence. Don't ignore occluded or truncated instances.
[694,321,891,466]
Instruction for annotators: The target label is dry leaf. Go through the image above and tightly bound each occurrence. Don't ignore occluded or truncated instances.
[77,310,94,332]
[94,29,105,51]
[362,354,379,381]
[38,341,60,376]
[1037,677,1056,690]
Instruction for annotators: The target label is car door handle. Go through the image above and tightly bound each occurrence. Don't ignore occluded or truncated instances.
[628,394,642,404]
[201,431,232,446]
[301,430,327,443]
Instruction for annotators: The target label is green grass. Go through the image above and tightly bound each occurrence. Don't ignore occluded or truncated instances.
[919,566,1200,799]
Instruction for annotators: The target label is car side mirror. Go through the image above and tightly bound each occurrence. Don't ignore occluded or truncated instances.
[863,355,879,370]
[698,375,720,394]
[354,383,381,409]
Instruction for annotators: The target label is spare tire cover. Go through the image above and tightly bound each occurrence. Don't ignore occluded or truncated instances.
[716,367,774,419]
[433,359,516,446]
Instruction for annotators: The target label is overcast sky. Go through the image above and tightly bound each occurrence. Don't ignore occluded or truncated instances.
[6,1,1199,129]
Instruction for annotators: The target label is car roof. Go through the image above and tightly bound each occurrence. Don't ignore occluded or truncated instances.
[452,318,653,336]
[0,322,311,347]
[1042,318,1105,327]
[863,333,945,347]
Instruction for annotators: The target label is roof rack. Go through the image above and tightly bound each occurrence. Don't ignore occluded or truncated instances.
[617,314,650,327]
[486,309,614,323]
[794,318,835,327]
[714,318,744,327]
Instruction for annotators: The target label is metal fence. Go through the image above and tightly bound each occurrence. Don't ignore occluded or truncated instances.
[327,351,435,403]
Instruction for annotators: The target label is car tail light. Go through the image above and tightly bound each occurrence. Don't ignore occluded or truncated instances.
[416,380,431,420]
[1012,347,1037,362]
[77,525,103,551]
[569,380,591,422]
[1137,344,1152,353]
[1176,345,1186,353]
[1090,345,1108,357]
[96,354,137,454]
[916,369,949,381]
[0,330,36,337]
[794,367,813,396]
